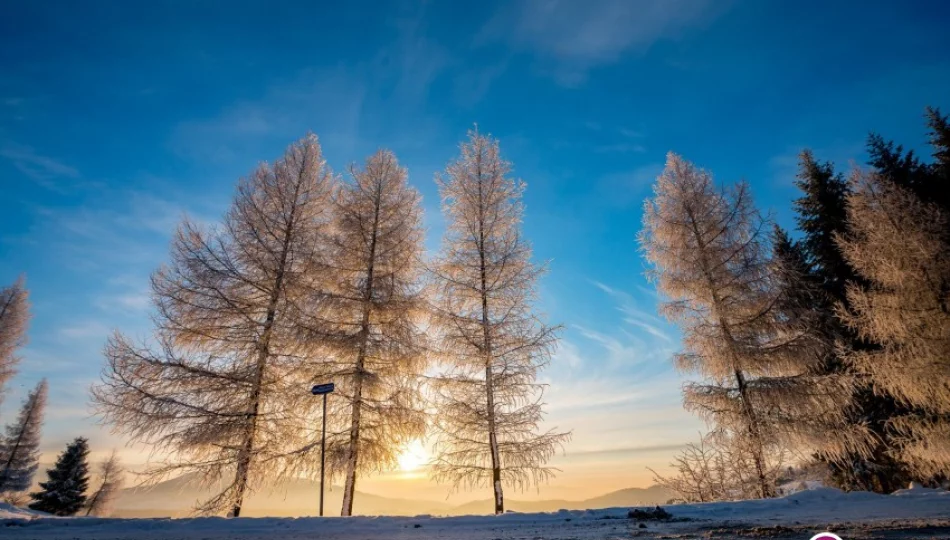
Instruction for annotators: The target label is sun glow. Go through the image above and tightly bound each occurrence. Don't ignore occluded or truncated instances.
[396,439,428,472]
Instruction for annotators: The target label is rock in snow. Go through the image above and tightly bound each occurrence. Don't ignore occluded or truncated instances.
[627,506,672,520]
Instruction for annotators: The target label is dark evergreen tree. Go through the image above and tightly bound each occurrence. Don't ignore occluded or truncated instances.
[792,151,857,304]
[791,151,910,493]
[867,106,950,213]
[29,437,90,516]
[926,106,950,172]
[771,225,835,358]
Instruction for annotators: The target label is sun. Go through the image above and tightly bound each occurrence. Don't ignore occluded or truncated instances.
[397,439,428,472]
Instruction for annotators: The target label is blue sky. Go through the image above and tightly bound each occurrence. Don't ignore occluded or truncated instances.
[2,0,949,501]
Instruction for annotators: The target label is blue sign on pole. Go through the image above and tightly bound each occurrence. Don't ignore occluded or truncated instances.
[311,383,335,395]
[311,381,335,517]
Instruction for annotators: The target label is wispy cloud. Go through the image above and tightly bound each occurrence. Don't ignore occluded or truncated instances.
[483,0,728,85]
[59,320,112,340]
[170,68,367,165]
[453,58,511,107]
[94,274,154,316]
[19,184,218,286]
[114,191,193,235]
[553,338,584,370]
[587,124,650,154]
[555,280,677,376]
[594,142,647,154]
[602,290,672,343]
[540,280,686,457]
[593,163,664,208]
[574,324,646,369]
[386,10,453,106]
[0,141,79,190]
[95,291,151,314]
[13,347,83,374]
[592,280,636,303]
[590,280,676,343]
[171,8,456,167]
[542,366,700,471]
[619,127,646,139]
[566,443,688,459]
[543,366,681,413]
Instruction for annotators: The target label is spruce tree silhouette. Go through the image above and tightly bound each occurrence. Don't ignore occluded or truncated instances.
[29,437,90,516]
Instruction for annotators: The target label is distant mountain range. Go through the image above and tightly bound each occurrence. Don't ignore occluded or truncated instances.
[448,486,674,515]
[111,473,673,518]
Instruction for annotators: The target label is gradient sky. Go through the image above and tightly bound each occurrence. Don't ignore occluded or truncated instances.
[2,0,949,505]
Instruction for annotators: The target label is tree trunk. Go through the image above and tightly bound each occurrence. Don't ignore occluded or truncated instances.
[84,492,99,516]
[0,292,13,319]
[230,367,262,518]
[231,289,277,517]
[340,368,363,516]
[685,206,772,500]
[485,363,503,514]
[0,394,37,487]
[230,182,300,518]
[733,369,771,498]
[341,185,382,517]
[476,161,504,515]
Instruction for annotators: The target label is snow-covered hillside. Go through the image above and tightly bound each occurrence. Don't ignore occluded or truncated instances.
[0,503,48,520]
[2,486,949,539]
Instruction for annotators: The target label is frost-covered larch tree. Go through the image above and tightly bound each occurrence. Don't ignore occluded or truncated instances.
[429,129,570,514]
[838,170,950,478]
[84,450,124,517]
[92,134,336,517]
[640,153,865,499]
[0,277,30,404]
[320,150,428,516]
[0,379,46,493]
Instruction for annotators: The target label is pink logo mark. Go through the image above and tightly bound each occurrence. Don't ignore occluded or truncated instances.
[810,533,842,540]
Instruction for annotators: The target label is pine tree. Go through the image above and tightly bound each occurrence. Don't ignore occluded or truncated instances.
[429,129,570,514]
[838,170,950,478]
[925,106,950,175]
[84,450,124,517]
[29,437,90,516]
[0,379,46,493]
[0,277,30,404]
[867,106,950,213]
[769,225,873,464]
[320,149,428,516]
[92,134,336,516]
[640,153,864,499]
[771,226,836,372]
[792,150,910,492]
[792,151,857,305]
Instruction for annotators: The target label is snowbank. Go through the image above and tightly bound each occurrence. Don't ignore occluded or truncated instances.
[668,486,948,523]
[776,479,824,495]
[0,502,50,520]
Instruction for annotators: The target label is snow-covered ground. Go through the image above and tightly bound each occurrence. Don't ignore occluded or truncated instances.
[0,502,49,520]
[2,486,949,539]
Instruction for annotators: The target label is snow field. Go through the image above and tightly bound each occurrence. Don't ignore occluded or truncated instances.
[2,486,949,539]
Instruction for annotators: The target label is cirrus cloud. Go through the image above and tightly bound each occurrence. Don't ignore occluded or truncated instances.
[481,0,730,86]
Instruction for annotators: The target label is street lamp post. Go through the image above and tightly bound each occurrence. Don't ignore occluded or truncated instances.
[311,382,335,517]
